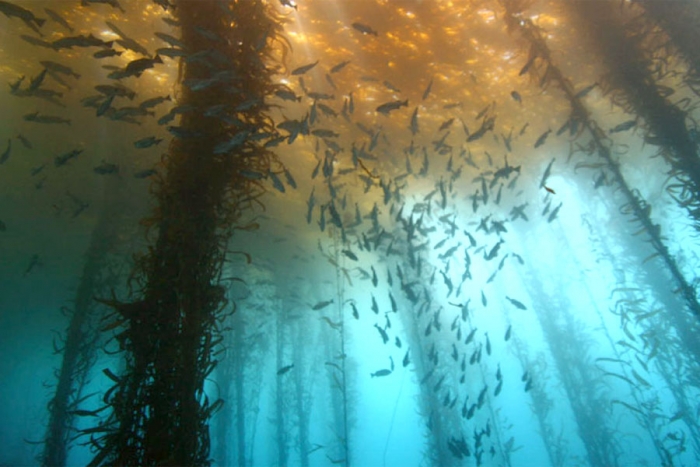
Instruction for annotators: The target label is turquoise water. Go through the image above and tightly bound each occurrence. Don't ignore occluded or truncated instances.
[1,0,699,465]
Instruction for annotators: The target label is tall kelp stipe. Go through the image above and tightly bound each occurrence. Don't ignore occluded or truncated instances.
[42,175,137,467]
[569,0,700,240]
[88,1,289,465]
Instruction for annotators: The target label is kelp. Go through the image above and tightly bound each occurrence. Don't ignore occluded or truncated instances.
[87,1,289,465]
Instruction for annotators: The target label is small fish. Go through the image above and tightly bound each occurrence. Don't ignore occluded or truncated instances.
[277,364,294,375]
[547,202,562,223]
[0,1,46,29]
[54,149,83,167]
[505,296,527,310]
[23,254,41,276]
[510,90,522,103]
[342,249,358,261]
[44,7,72,32]
[291,60,319,76]
[52,33,113,49]
[504,325,512,341]
[93,48,122,58]
[95,84,136,100]
[376,99,408,115]
[24,112,71,125]
[352,22,378,36]
[17,133,34,149]
[123,55,163,77]
[155,31,185,48]
[330,60,351,73]
[350,302,359,320]
[312,299,334,310]
[534,129,551,148]
[422,78,433,100]
[575,82,598,99]
[96,94,115,117]
[134,136,163,149]
[371,369,391,378]
[544,186,556,195]
[93,161,119,175]
[39,60,80,79]
[133,168,157,179]
[274,89,301,102]
[268,170,285,193]
[0,139,11,164]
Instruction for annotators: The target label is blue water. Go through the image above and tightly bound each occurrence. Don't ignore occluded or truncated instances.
[1,0,699,466]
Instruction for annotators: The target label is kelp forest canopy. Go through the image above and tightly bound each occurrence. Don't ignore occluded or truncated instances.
[1,0,700,466]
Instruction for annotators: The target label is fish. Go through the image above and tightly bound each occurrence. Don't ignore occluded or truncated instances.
[494,379,503,397]
[438,118,455,132]
[94,161,119,175]
[371,369,391,378]
[402,350,410,367]
[0,1,45,29]
[20,34,52,48]
[575,82,598,99]
[277,364,294,375]
[544,186,556,195]
[96,94,115,117]
[539,158,555,188]
[312,299,334,310]
[534,129,551,148]
[139,95,171,109]
[268,170,285,193]
[376,99,408,115]
[133,168,158,179]
[81,0,125,12]
[383,80,400,93]
[16,134,32,149]
[0,139,10,164]
[23,254,41,276]
[54,149,83,167]
[409,107,419,135]
[505,296,527,310]
[371,294,379,314]
[510,90,522,103]
[352,22,378,36]
[44,8,72,32]
[123,55,163,77]
[52,34,113,49]
[330,60,351,73]
[274,88,301,102]
[547,202,562,222]
[95,84,136,100]
[134,136,163,149]
[342,249,358,261]
[291,60,319,76]
[155,31,185,48]
[374,324,389,344]
[24,112,70,125]
[422,78,433,100]
[39,60,80,79]
[154,47,185,58]
[504,325,512,341]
